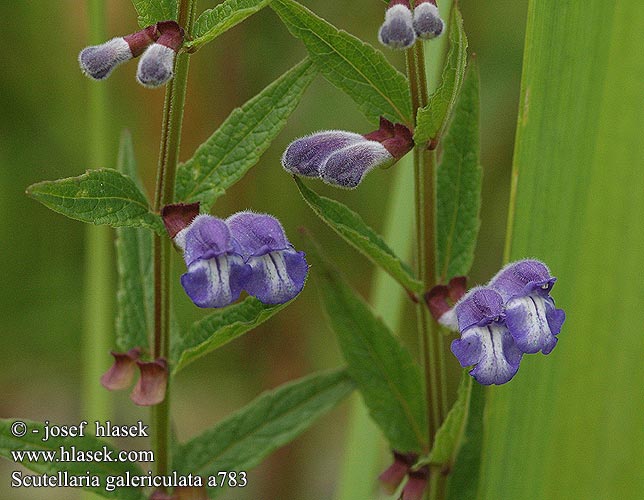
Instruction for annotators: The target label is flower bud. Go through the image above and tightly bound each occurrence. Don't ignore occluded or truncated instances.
[282,117,413,189]
[137,21,184,88]
[79,38,133,80]
[378,0,416,50]
[79,25,158,80]
[413,0,444,40]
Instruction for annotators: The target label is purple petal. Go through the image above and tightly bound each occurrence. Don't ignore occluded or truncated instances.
[226,211,291,257]
[505,294,565,354]
[282,131,364,177]
[244,249,308,305]
[181,254,250,308]
[453,324,523,385]
[79,38,132,80]
[320,141,393,189]
[378,5,417,50]
[453,287,504,331]
[178,215,235,266]
[489,259,556,300]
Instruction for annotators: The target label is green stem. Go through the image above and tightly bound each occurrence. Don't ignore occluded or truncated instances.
[407,40,451,450]
[335,156,416,500]
[151,0,196,487]
[82,2,112,499]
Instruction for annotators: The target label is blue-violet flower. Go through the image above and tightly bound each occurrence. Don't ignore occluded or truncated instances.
[449,287,524,385]
[164,204,308,308]
[378,0,417,50]
[174,214,252,308]
[489,259,566,355]
[282,117,413,189]
[226,212,308,305]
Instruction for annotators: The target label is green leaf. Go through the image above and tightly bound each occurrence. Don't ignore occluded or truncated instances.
[171,297,289,374]
[424,371,472,466]
[114,133,153,351]
[187,0,273,51]
[131,0,178,27]
[173,369,354,494]
[294,177,423,293]
[436,62,481,282]
[0,419,145,500]
[271,0,412,125]
[26,169,164,233]
[175,58,317,207]
[414,5,468,146]
[482,1,644,499]
[446,382,485,500]
[313,247,427,453]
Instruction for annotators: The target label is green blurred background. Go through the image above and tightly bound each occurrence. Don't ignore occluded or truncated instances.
[0,0,575,498]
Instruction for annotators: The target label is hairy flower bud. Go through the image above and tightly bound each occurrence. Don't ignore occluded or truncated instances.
[413,0,444,40]
[137,21,184,88]
[79,38,133,80]
[79,25,158,80]
[282,117,413,189]
[378,0,416,50]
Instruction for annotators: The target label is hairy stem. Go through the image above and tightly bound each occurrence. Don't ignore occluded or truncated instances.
[152,0,196,487]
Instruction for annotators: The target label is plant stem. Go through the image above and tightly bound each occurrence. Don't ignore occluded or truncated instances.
[82,2,112,499]
[151,0,196,487]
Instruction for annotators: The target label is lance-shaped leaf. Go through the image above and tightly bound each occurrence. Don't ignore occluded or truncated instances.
[132,0,178,27]
[187,0,273,51]
[446,382,485,500]
[27,169,164,233]
[114,132,153,351]
[313,245,427,453]
[271,0,412,126]
[173,369,354,495]
[0,419,145,500]
[415,5,468,147]
[436,62,481,282]
[171,297,289,374]
[175,58,317,207]
[419,370,472,467]
[295,177,422,293]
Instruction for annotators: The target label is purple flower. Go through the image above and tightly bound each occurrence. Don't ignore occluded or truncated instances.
[282,118,413,189]
[378,0,416,50]
[450,287,524,386]
[226,212,308,305]
[174,215,251,308]
[489,259,566,355]
[413,0,444,40]
[164,205,308,308]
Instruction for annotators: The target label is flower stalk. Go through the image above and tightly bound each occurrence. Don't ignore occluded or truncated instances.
[151,0,196,488]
